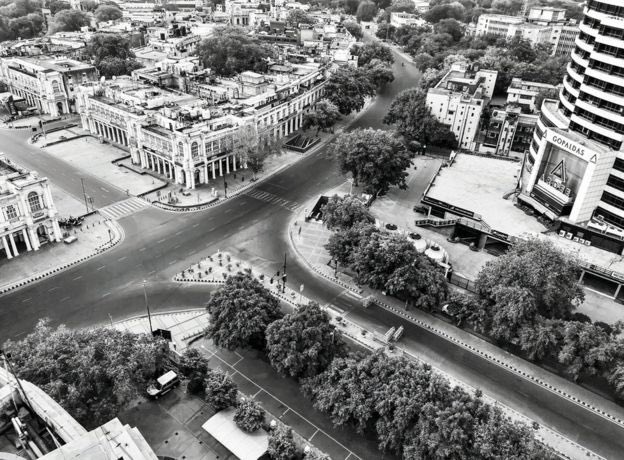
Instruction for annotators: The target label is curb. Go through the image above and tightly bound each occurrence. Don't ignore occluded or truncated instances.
[285,221,624,433]
[0,220,125,296]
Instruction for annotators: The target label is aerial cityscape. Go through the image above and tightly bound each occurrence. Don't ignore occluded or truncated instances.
[1,0,624,459]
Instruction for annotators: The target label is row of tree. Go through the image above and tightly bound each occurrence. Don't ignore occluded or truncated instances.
[203,271,551,458]
[323,195,449,307]
[447,238,624,399]
[84,33,144,77]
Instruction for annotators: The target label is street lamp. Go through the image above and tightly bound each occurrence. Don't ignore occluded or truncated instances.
[143,280,153,334]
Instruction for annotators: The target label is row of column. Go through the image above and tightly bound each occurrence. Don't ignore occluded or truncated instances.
[94,120,128,147]
[273,114,303,139]
[1,228,39,260]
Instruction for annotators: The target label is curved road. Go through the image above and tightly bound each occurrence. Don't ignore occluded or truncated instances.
[2,51,624,459]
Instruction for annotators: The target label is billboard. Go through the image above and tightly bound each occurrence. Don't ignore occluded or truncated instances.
[536,142,588,199]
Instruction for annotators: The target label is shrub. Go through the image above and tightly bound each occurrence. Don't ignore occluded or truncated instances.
[234,399,265,432]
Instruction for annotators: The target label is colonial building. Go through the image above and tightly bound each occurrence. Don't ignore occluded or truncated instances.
[426,62,497,150]
[0,57,97,116]
[76,62,325,189]
[0,155,62,261]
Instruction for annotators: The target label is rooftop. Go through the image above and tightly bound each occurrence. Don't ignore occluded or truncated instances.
[425,153,547,237]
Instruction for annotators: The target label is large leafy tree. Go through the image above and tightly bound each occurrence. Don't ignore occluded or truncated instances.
[179,348,210,394]
[93,4,123,22]
[384,88,458,149]
[8,13,43,39]
[286,8,314,26]
[86,34,143,77]
[48,0,70,15]
[384,252,448,310]
[356,0,378,21]
[330,128,413,195]
[325,222,379,266]
[204,368,238,411]
[48,8,90,33]
[302,99,341,135]
[351,232,418,289]
[353,41,394,67]
[320,194,372,230]
[266,302,346,379]
[2,319,168,429]
[197,27,273,77]
[324,66,375,115]
[342,20,362,39]
[364,59,394,88]
[205,272,283,350]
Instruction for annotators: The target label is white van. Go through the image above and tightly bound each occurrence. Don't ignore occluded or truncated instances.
[147,370,180,399]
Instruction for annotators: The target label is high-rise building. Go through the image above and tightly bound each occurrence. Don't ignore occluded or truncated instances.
[519,0,624,254]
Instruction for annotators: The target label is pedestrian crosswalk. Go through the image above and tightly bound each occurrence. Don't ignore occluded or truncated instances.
[244,189,301,212]
[99,197,150,220]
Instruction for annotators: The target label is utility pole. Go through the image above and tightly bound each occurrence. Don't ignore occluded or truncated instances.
[282,253,287,293]
[80,178,89,213]
[143,280,153,334]
[1,351,35,414]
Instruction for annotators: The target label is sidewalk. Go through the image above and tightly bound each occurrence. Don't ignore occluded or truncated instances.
[0,215,123,295]
[287,195,624,460]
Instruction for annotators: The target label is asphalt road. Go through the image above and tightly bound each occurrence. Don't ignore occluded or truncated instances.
[2,51,624,459]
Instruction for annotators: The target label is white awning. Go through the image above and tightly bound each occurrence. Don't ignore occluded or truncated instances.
[202,409,268,460]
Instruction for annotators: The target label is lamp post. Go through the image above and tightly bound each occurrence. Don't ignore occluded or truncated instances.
[80,178,89,213]
[143,280,153,334]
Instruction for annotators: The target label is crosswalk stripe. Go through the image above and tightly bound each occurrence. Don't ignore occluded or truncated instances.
[99,197,149,221]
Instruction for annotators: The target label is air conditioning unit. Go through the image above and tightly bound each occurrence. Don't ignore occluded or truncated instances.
[585,240,591,246]
[559,230,566,237]
[565,232,573,239]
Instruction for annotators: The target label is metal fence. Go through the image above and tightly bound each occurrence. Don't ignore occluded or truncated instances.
[449,272,477,293]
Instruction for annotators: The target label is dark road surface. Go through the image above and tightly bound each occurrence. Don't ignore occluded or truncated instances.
[2,49,624,459]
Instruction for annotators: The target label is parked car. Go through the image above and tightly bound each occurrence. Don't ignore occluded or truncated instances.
[63,235,77,244]
[147,370,180,399]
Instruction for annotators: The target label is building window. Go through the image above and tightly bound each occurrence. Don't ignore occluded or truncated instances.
[5,205,17,220]
[191,142,199,158]
[28,192,42,212]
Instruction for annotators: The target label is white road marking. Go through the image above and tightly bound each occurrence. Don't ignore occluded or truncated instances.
[192,223,199,228]
[102,292,111,297]
[117,256,127,262]
[72,275,82,281]
[48,286,59,292]
[139,247,146,252]
[100,187,109,192]
[96,265,106,271]
[22,297,31,303]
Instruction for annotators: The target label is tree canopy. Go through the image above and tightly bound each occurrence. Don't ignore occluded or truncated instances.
[320,194,372,230]
[205,272,283,350]
[48,8,90,34]
[286,8,314,26]
[86,33,143,77]
[384,88,458,149]
[324,66,375,115]
[303,351,554,459]
[330,128,413,194]
[342,20,362,39]
[204,368,238,410]
[197,27,273,77]
[302,99,341,134]
[2,319,168,429]
[266,302,346,379]
[234,399,265,432]
[93,4,123,22]
[353,41,394,67]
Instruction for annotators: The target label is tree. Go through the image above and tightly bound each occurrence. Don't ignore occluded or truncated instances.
[2,319,168,429]
[204,368,238,411]
[384,252,448,309]
[205,272,283,350]
[375,22,396,40]
[197,27,273,77]
[179,348,210,394]
[518,319,562,362]
[97,57,143,77]
[424,3,466,23]
[330,128,413,194]
[94,4,123,22]
[384,88,458,149]
[80,0,98,11]
[364,59,394,88]
[325,222,379,266]
[48,9,90,33]
[8,13,43,39]
[342,20,362,39]
[266,302,346,379]
[48,0,70,15]
[476,238,584,322]
[302,99,342,135]
[231,123,270,181]
[320,194,372,230]
[268,425,299,460]
[234,399,265,432]
[356,0,378,21]
[286,8,314,26]
[324,66,375,115]
[353,41,394,67]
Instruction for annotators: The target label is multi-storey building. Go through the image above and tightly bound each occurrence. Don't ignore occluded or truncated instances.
[519,0,624,254]
[77,62,325,189]
[507,77,557,113]
[390,12,426,28]
[0,155,62,261]
[0,57,97,116]
[478,106,537,157]
[426,63,497,150]
[475,7,580,57]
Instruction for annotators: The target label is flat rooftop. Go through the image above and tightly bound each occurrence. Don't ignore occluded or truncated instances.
[425,153,547,237]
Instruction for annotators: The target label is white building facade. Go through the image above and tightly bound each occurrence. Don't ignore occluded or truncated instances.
[0,156,62,261]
